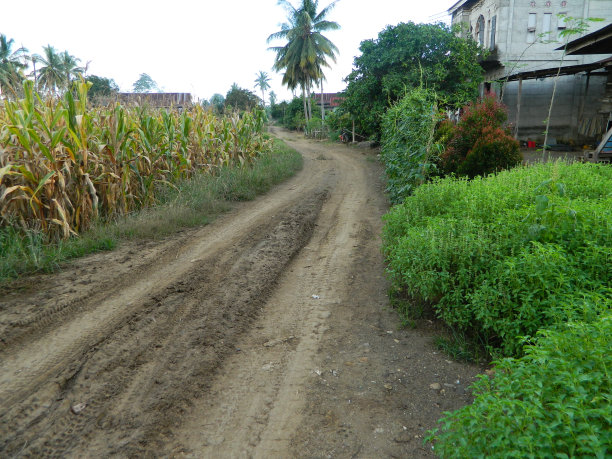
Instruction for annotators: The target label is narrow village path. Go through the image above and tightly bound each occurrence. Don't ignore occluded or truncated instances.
[0,128,481,458]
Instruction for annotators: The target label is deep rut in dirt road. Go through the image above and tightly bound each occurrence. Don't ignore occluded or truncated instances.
[1,128,482,458]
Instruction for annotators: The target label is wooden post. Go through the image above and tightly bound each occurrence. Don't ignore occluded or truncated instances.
[352,119,356,143]
[515,77,523,139]
[577,72,591,133]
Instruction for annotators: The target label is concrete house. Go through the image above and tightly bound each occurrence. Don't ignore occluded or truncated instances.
[448,0,612,145]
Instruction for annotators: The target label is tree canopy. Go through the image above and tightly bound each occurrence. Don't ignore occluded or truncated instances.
[225,84,259,112]
[342,22,484,139]
[254,70,271,106]
[0,34,28,98]
[85,75,119,99]
[209,93,225,114]
[34,45,83,95]
[132,73,158,93]
[268,0,339,121]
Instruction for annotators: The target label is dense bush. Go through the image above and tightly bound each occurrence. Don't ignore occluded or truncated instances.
[383,161,611,357]
[441,94,521,178]
[342,21,483,139]
[457,126,522,178]
[380,88,442,203]
[269,96,306,130]
[428,314,612,458]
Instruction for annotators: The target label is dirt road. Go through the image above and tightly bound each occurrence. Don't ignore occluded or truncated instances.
[0,128,481,458]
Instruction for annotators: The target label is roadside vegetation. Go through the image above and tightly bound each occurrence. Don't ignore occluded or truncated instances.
[0,136,302,284]
[0,80,269,238]
[330,12,611,459]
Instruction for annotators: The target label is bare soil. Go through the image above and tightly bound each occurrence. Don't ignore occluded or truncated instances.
[0,128,482,458]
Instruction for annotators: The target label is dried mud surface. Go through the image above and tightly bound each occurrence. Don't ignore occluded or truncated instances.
[0,128,482,458]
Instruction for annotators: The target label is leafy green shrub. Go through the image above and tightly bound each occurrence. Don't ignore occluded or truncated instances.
[457,125,522,178]
[383,161,612,357]
[428,314,612,458]
[441,94,521,177]
[380,87,442,203]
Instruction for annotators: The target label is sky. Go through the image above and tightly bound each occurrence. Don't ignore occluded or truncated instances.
[2,0,454,103]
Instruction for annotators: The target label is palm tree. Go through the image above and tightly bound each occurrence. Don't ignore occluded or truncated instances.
[59,50,83,89]
[34,45,64,95]
[268,0,339,123]
[0,34,28,98]
[34,46,82,95]
[254,71,271,106]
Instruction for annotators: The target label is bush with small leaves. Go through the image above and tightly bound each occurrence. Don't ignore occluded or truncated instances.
[428,314,612,458]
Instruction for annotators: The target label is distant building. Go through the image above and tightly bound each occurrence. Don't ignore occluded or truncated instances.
[448,0,612,144]
[117,92,192,108]
[313,93,344,111]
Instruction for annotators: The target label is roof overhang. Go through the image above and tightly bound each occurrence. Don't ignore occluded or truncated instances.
[448,0,479,16]
[556,23,612,55]
[502,57,612,82]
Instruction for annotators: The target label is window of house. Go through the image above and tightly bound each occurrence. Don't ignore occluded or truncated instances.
[527,13,537,43]
[476,15,485,46]
[558,13,568,29]
[543,13,552,35]
[490,15,497,49]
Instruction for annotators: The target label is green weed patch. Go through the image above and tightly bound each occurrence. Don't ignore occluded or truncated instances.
[428,314,612,457]
[383,161,611,357]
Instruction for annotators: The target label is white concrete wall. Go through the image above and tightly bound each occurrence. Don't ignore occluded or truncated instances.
[451,0,612,142]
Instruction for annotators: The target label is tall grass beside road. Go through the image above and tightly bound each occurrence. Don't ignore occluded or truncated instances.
[1,137,302,284]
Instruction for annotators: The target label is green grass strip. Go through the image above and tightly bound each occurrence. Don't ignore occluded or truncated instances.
[0,138,303,285]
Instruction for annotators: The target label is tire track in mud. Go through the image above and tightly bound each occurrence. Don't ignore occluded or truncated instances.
[0,189,327,457]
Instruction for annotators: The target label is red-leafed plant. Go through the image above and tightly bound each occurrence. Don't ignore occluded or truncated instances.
[441,94,521,177]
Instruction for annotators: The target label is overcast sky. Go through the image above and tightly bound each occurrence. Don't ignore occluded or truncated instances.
[2,0,454,102]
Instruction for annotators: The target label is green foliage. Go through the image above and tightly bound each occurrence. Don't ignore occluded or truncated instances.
[270,96,307,130]
[441,94,521,177]
[85,75,119,100]
[428,314,612,458]
[342,22,483,139]
[132,73,158,93]
[0,138,302,284]
[380,87,442,203]
[0,34,28,98]
[457,126,522,178]
[254,70,271,106]
[209,93,225,114]
[324,107,352,140]
[225,83,259,112]
[268,0,339,119]
[383,162,612,357]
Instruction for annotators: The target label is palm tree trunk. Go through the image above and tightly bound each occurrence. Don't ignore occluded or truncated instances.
[307,85,312,121]
[32,59,37,92]
[302,86,308,126]
[320,78,325,122]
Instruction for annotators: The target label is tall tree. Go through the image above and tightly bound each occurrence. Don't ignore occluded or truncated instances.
[269,90,277,107]
[85,75,119,100]
[209,93,225,114]
[342,22,484,139]
[34,45,66,95]
[268,0,339,122]
[225,83,259,111]
[59,50,83,89]
[0,34,28,98]
[254,71,271,106]
[132,73,159,93]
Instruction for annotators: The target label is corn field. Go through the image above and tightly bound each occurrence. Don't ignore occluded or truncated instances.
[0,80,269,239]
